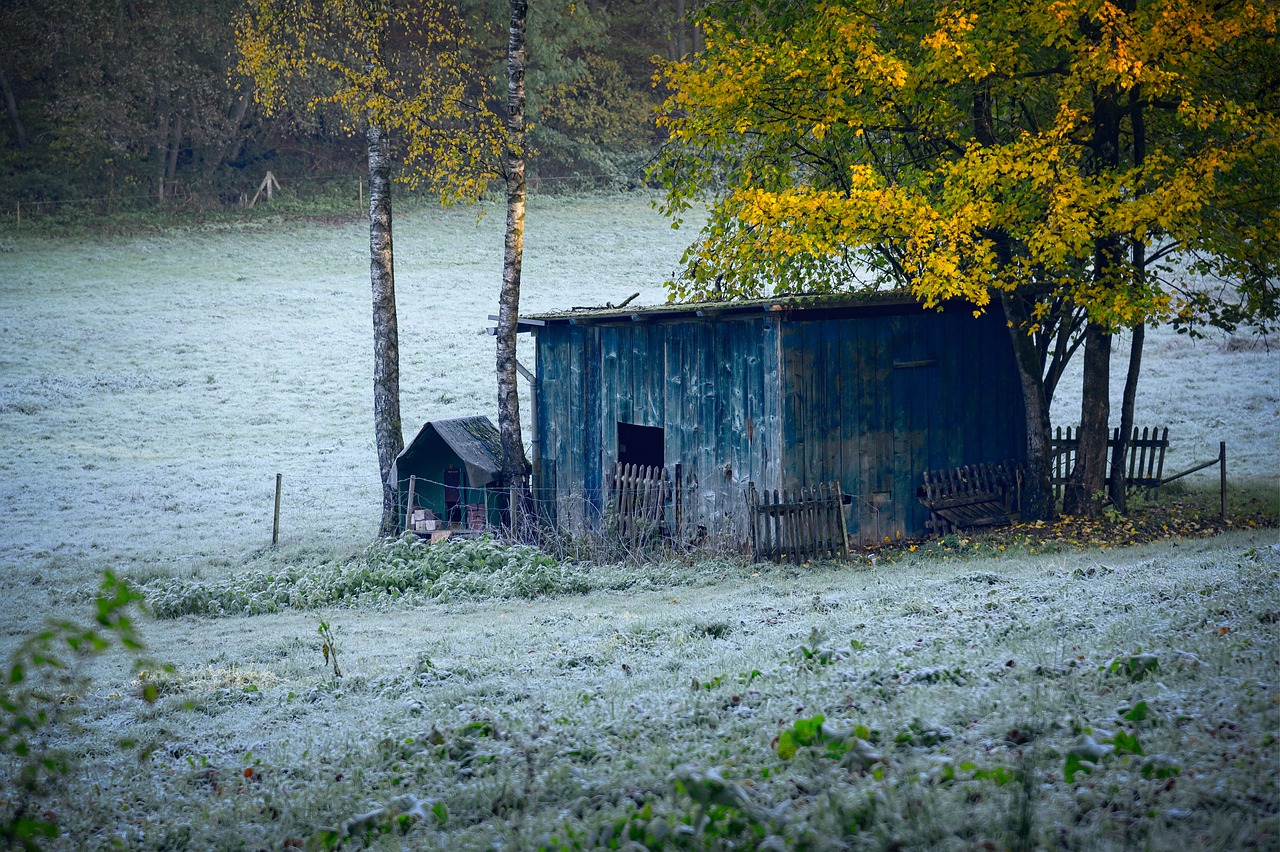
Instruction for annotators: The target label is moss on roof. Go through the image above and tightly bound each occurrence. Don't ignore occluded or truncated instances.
[525,289,923,324]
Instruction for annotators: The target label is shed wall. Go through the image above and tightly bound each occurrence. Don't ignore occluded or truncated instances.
[534,316,783,538]
[779,308,1025,542]
[533,304,1026,545]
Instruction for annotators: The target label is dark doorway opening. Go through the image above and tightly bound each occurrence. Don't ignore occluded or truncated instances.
[617,422,664,469]
[444,466,463,526]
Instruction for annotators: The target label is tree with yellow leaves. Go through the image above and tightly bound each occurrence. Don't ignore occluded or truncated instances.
[236,0,510,536]
[654,0,1278,517]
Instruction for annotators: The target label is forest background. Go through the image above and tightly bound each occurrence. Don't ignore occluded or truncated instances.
[0,0,698,214]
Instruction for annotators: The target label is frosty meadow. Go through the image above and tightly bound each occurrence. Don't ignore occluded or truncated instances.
[0,194,1277,849]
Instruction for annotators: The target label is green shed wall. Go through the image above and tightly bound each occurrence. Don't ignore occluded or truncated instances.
[394,431,501,532]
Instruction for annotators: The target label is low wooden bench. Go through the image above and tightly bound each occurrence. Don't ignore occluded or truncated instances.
[917,461,1023,536]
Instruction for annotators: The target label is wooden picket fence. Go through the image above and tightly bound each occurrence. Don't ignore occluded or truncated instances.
[1051,426,1169,500]
[917,461,1023,536]
[608,462,671,546]
[747,481,850,564]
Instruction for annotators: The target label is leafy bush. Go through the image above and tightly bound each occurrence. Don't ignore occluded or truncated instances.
[143,536,579,618]
[0,573,155,849]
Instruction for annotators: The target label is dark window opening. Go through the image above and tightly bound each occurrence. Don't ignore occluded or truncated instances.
[617,422,664,469]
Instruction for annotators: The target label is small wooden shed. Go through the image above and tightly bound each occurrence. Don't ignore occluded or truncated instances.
[391,416,505,533]
[526,292,1027,545]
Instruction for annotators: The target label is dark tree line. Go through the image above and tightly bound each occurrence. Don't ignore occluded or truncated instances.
[0,0,702,208]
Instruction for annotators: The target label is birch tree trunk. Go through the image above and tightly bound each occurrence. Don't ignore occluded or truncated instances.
[367,122,404,536]
[496,0,530,510]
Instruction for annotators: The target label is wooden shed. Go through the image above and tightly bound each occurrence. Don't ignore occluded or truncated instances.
[526,292,1027,545]
[391,416,505,533]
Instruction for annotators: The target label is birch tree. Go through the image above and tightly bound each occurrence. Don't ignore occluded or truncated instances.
[237,0,503,535]
[495,0,532,510]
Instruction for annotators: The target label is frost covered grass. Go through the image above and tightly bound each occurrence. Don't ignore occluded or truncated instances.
[0,193,1275,585]
[0,193,1278,848]
[7,533,1280,849]
[0,193,679,578]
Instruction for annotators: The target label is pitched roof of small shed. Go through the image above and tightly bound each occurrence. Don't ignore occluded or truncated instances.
[395,416,503,488]
[524,290,934,326]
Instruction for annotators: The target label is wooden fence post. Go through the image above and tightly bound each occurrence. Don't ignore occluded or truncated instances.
[674,463,682,540]
[1220,441,1227,521]
[405,475,417,532]
[272,473,282,545]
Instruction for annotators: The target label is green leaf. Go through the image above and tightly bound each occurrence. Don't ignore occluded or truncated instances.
[973,766,1017,786]
[1123,701,1150,723]
[776,730,799,760]
[1111,730,1144,757]
[1064,753,1092,783]
[12,817,59,840]
[1141,757,1181,779]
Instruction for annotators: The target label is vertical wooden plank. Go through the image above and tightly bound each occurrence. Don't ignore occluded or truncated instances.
[796,486,808,563]
[807,484,819,559]
[565,326,585,529]
[760,489,770,562]
[729,319,747,536]
[743,317,764,488]
[832,318,857,544]
[795,486,808,561]
[827,481,839,557]
[631,324,649,425]
[810,484,822,559]
[798,488,808,560]
[836,480,850,558]
[765,490,775,562]
[674,463,683,540]
[770,490,780,563]
[583,327,603,524]
[1218,440,1225,519]
[815,483,826,557]
[1156,428,1169,491]
[755,486,767,562]
[664,329,683,478]
[762,314,784,494]
[851,315,869,543]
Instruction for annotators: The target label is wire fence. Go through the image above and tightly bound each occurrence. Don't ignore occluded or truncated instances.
[2,165,653,227]
[391,471,758,564]
[2,173,369,225]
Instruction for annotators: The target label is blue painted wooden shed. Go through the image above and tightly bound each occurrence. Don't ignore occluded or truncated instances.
[526,292,1026,545]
